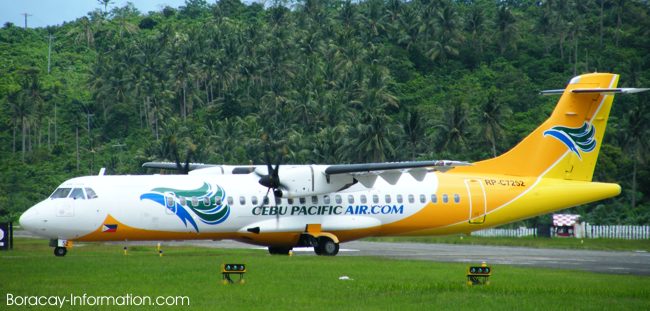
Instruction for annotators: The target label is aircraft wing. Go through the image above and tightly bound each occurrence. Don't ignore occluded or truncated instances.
[324,160,469,174]
[142,162,215,171]
[324,160,470,186]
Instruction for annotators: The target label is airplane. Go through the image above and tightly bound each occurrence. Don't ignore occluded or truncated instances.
[19,72,648,257]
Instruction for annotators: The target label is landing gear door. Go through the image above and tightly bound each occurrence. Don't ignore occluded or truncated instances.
[465,179,487,224]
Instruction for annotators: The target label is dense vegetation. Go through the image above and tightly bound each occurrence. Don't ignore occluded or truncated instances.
[1,0,649,225]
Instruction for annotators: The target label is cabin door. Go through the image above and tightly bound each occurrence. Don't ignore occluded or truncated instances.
[465,179,487,224]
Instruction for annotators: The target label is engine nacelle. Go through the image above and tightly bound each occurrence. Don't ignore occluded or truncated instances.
[276,165,355,198]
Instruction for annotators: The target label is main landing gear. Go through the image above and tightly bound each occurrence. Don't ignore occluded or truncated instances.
[313,236,339,256]
[268,234,340,256]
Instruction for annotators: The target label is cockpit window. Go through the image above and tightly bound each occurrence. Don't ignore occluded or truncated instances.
[85,188,98,199]
[70,188,86,200]
[50,188,72,199]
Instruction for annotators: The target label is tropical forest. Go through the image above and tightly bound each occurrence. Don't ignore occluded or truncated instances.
[1,0,649,226]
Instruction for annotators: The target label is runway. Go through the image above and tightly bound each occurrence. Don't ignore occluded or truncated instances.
[14,230,650,275]
[128,238,650,276]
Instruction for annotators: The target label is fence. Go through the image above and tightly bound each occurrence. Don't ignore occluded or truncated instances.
[471,227,536,238]
[584,224,650,239]
[471,224,650,240]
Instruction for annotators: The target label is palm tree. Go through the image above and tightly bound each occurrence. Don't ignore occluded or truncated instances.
[433,102,472,155]
[613,0,626,47]
[480,90,510,158]
[98,0,113,15]
[495,5,517,55]
[66,16,95,48]
[430,1,462,63]
[466,4,487,59]
[620,101,649,209]
[402,108,425,160]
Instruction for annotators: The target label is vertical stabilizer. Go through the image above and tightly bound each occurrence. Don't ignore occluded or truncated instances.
[457,73,619,181]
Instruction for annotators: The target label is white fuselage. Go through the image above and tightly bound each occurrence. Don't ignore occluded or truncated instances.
[19,172,445,243]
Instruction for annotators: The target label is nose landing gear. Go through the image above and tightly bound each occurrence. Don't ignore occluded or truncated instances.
[54,246,67,257]
[50,239,69,257]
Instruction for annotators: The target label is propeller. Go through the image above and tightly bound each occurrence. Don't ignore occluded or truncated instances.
[255,142,286,229]
[258,145,283,196]
[257,144,285,198]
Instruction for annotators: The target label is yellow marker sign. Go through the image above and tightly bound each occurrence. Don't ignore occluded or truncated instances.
[467,262,491,286]
[222,263,246,284]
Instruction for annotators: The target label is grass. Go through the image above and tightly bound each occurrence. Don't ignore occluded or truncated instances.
[364,235,650,252]
[1,239,649,310]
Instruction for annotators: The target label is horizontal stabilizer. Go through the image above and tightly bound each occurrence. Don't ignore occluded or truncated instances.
[540,88,649,96]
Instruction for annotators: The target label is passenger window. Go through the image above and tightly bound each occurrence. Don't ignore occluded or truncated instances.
[288,198,294,204]
[396,194,403,203]
[179,197,187,206]
[311,196,318,204]
[335,195,342,204]
[204,197,211,205]
[191,197,199,207]
[85,188,98,199]
[385,194,391,203]
[70,188,85,200]
[419,194,426,203]
[442,194,449,203]
[275,197,282,205]
[166,196,174,207]
[372,194,379,204]
[251,196,258,205]
[348,195,354,204]
[431,194,438,203]
[454,194,460,203]
[240,196,246,205]
[227,197,233,205]
[263,196,269,205]
[360,195,367,204]
[299,197,306,204]
[50,188,72,199]
[215,197,222,205]
[408,194,415,203]
[323,195,330,204]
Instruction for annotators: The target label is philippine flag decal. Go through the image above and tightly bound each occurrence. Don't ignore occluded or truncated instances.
[102,224,118,233]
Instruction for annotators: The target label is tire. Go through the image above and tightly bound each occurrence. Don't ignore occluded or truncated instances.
[316,237,339,256]
[54,247,67,257]
[268,246,292,255]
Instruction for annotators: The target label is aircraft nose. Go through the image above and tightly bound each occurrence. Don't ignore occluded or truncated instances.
[19,206,40,232]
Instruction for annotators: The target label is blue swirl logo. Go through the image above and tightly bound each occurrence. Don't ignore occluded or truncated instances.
[543,122,596,159]
[140,183,230,232]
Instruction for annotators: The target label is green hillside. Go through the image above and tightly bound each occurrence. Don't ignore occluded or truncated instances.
[1,0,649,224]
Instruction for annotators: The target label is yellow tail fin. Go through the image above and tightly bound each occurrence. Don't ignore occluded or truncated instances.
[459,73,619,181]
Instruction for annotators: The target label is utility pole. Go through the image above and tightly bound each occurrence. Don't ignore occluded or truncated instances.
[21,13,32,29]
[47,34,54,74]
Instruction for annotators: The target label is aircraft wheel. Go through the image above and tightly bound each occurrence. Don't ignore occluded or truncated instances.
[54,247,67,257]
[316,237,339,256]
[268,246,292,255]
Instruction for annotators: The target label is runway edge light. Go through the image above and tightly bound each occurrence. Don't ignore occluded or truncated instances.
[467,262,491,286]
